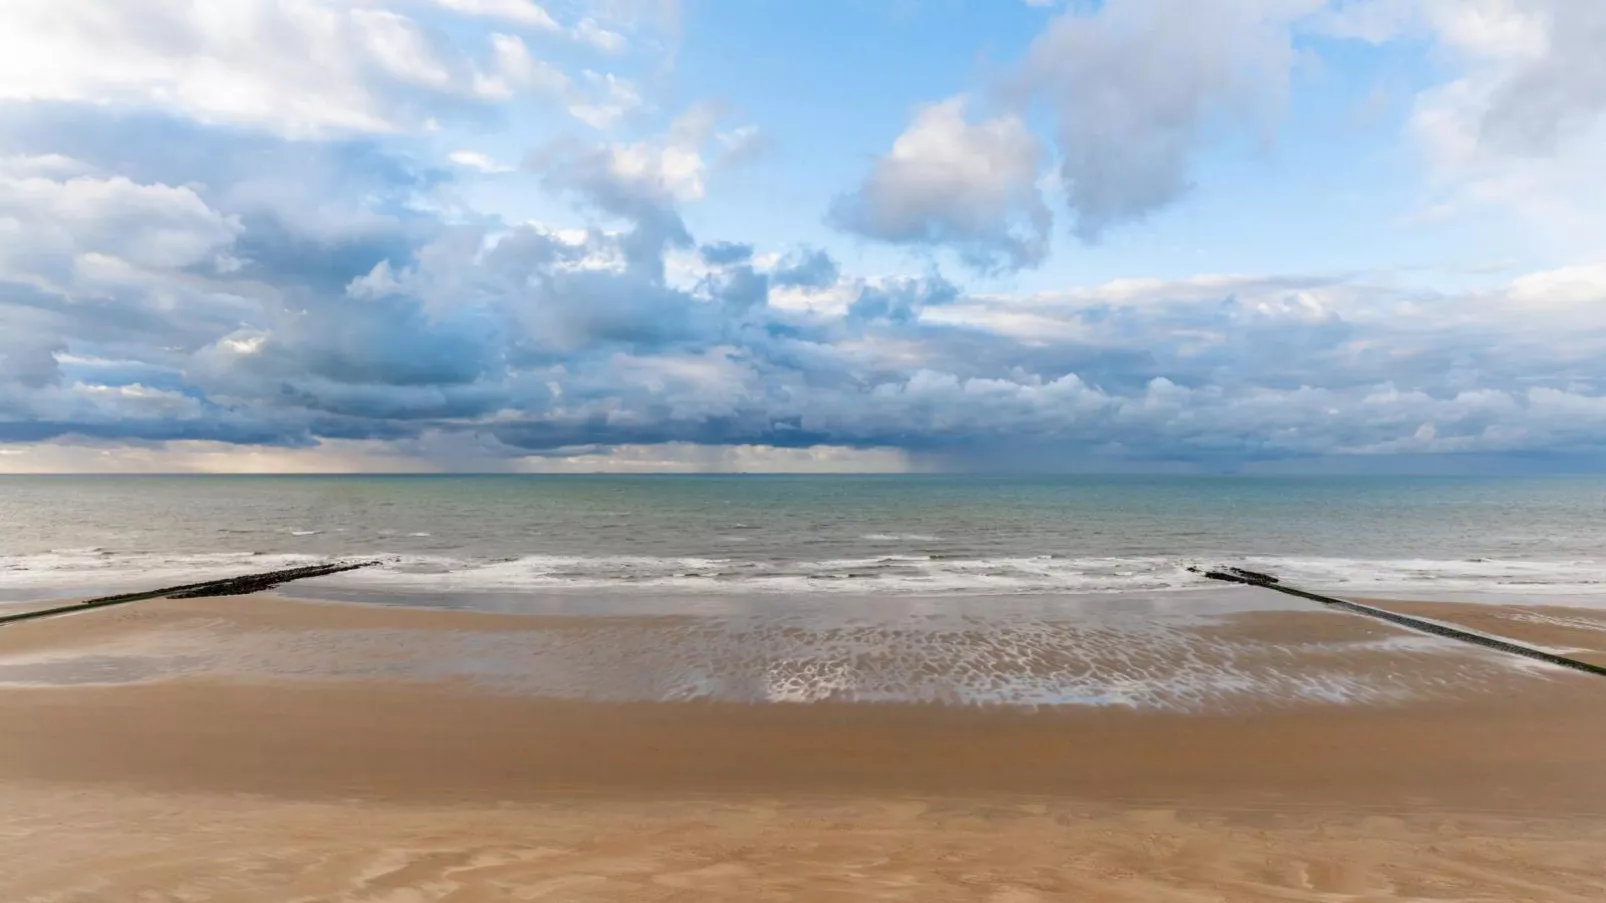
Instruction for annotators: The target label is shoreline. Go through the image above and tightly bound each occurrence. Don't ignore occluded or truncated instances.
[5,676,1606,812]
[1,592,1603,811]
[5,587,1606,900]
[0,590,1570,710]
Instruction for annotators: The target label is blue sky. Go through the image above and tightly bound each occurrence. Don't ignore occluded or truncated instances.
[1,0,1604,472]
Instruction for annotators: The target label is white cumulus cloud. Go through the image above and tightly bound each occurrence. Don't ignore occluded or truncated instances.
[430,0,560,29]
[1021,0,1321,240]
[831,97,1050,272]
[0,0,570,135]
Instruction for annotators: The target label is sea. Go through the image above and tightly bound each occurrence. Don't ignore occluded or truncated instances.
[2,474,1604,607]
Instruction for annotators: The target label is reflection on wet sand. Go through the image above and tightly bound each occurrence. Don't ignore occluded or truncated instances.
[0,591,1562,710]
[3,590,1605,902]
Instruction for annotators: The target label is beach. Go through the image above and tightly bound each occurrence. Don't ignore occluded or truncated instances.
[4,588,1606,901]
[6,475,1606,899]
[4,784,1605,903]
[7,0,1606,885]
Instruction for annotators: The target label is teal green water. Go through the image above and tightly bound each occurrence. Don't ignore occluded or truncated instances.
[2,475,1604,601]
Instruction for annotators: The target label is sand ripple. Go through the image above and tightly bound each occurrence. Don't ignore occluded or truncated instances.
[5,789,1605,903]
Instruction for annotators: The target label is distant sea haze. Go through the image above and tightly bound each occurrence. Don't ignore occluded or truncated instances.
[2,475,1604,605]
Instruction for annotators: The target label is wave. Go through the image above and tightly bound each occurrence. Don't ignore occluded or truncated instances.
[5,550,1606,599]
[0,551,321,598]
[1235,555,1606,596]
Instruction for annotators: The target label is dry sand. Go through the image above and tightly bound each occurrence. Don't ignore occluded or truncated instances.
[5,785,1606,903]
[2,592,1606,901]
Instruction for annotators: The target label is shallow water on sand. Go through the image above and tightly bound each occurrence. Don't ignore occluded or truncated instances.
[0,590,1546,711]
[0,475,1595,710]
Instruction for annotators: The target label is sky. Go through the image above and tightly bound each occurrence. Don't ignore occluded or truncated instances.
[1,0,1605,474]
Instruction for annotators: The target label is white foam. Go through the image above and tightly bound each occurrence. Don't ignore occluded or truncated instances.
[0,551,322,597]
[1235,555,1606,600]
[329,553,1209,595]
[1508,611,1606,632]
[5,550,1606,601]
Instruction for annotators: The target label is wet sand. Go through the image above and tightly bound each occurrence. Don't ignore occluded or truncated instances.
[3,592,1606,900]
[1364,598,1606,668]
[5,673,1606,809]
[0,592,1561,708]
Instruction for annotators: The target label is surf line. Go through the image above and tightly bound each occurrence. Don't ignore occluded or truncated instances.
[0,560,388,629]
[1195,567,1606,678]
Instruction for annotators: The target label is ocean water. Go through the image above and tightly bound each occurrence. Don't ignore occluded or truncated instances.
[2,474,1605,605]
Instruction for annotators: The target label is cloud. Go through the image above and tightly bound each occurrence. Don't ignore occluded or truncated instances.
[0,159,243,280]
[1402,0,1606,247]
[461,36,644,128]
[0,333,65,390]
[841,0,1323,253]
[1020,0,1319,240]
[1406,0,1606,155]
[565,71,645,130]
[5,0,1606,473]
[1310,1,1606,245]
[473,33,572,100]
[772,249,840,288]
[572,17,629,52]
[539,132,707,209]
[448,150,515,174]
[1305,0,1421,42]
[714,125,771,170]
[0,0,562,136]
[831,97,1050,272]
[4,109,1605,468]
[431,0,560,30]
[700,242,754,266]
[530,103,761,275]
[8,139,1606,467]
[0,436,914,474]
[0,1,646,138]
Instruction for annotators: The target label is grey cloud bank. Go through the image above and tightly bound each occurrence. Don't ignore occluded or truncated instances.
[3,101,1605,472]
[2,0,1606,473]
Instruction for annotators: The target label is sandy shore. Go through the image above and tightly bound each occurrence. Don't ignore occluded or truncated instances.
[3,591,1606,900]
[1363,597,1606,668]
[8,674,1606,809]
[5,784,1606,903]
